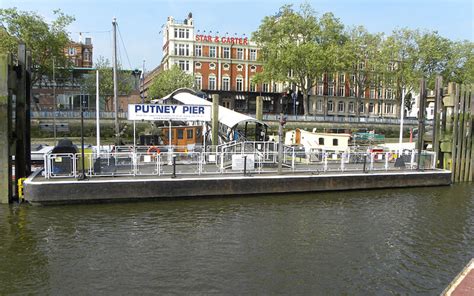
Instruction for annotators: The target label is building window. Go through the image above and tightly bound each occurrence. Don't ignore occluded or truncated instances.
[317,99,323,112]
[249,49,257,61]
[378,103,382,114]
[327,100,334,112]
[67,47,76,55]
[195,45,202,57]
[237,64,243,71]
[209,63,216,70]
[338,85,345,97]
[369,103,374,113]
[236,77,243,91]
[319,138,324,145]
[359,61,365,70]
[176,44,188,56]
[195,76,202,89]
[349,87,355,97]
[250,65,257,72]
[378,87,383,99]
[333,139,338,146]
[177,129,184,139]
[208,76,216,90]
[328,73,334,83]
[174,28,178,38]
[338,74,345,83]
[360,87,365,98]
[348,102,355,113]
[185,29,190,39]
[359,102,365,113]
[223,63,229,71]
[177,60,189,71]
[249,80,256,92]
[385,103,393,114]
[209,46,216,58]
[263,83,269,92]
[317,84,323,96]
[195,62,201,69]
[386,88,393,99]
[223,47,230,59]
[222,77,230,91]
[370,87,376,99]
[338,101,344,112]
[187,129,193,139]
[328,85,334,96]
[237,48,244,60]
[178,28,186,38]
[83,49,90,61]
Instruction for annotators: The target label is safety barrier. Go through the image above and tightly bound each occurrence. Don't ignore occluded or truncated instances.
[43,149,436,179]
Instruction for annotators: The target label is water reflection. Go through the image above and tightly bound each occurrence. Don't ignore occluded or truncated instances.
[0,184,473,294]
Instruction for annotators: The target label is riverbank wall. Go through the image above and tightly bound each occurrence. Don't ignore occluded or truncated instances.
[24,170,451,205]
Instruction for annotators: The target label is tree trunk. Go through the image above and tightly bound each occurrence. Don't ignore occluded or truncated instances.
[303,90,309,116]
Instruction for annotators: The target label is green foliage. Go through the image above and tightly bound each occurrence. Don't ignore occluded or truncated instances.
[253,3,346,115]
[83,56,135,111]
[147,65,194,100]
[444,40,474,84]
[342,26,385,116]
[0,8,75,84]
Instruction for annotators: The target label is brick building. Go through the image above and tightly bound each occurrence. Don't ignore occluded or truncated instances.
[154,13,399,118]
[64,37,93,68]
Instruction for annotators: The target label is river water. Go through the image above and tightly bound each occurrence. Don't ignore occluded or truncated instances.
[1,184,473,295]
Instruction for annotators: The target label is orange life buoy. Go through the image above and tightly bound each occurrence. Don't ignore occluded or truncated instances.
[147,146,160,158]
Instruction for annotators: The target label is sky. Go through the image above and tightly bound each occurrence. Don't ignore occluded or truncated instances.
[2,0,473,72]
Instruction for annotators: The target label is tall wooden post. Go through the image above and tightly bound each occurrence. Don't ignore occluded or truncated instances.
[469,85,474,182]
[451,84,460,182]
[417,78,426,170]
[0,54,11,204]
[212,94,219,149]
[15,44,28,183]
[433,76,442,167]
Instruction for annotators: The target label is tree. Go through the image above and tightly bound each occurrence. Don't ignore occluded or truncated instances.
[147,65,194,100]
[83,56,135,111]
[415,30,452,89]
[253,4,346,115]
[444,40,474,84]
[342,26,384,118]
[0,8,75,84]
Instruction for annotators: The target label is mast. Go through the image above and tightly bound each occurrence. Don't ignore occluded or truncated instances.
[112,17,119,144]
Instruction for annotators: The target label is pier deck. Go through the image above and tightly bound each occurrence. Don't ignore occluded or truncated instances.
[24,168,452,205]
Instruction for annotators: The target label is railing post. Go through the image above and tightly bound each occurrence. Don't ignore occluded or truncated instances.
[341,153,345,172]
[324,153,328,172]
[292,149,295,171]
[385,152,389,171]
[411,150,416,170]
[157,154,161,176]
[243,155,247,176]
[172,155,176,178]
[370,153,374,171]
[220,152,224,173]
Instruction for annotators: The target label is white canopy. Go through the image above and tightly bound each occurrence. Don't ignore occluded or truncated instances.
[153,89,267,129]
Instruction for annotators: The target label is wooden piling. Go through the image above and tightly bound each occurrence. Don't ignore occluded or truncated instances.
[465,85,473,182]
[15,44,28,183]
[0,54,11,204]
[417,79,426,170]
[433,76,443,167]
[451,84,460,182]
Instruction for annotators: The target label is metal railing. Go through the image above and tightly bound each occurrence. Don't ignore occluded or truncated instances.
[43,148,437,179]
